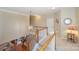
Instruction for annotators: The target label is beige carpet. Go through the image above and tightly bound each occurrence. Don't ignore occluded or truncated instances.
[56,37,79,51]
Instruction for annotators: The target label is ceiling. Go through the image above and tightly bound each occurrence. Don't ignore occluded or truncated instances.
[0,7,60,16]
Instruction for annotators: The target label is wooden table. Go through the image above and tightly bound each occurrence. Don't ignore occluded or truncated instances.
[67,33,78,43]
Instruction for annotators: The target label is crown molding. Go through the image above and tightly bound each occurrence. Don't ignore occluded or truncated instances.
[0,8,27,16]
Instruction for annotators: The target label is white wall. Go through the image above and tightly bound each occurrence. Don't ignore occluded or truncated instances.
[0,11,30,44]
[60,8,76,36]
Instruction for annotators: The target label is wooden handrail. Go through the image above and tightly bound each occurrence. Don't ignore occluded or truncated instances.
[38,33,55,51]
[33,26,48,31]
[34,26,48,28]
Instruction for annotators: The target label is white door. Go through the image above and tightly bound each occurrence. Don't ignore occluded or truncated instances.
[46,18,54,35]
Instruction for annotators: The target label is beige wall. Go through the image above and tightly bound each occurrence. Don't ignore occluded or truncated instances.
[75,8,79,31]
[0,11,29,44]
[54,11,61,37]
[30,15,47,27]
[76,8,79,26]
[60,8,76,37]
[0,12,3,43]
